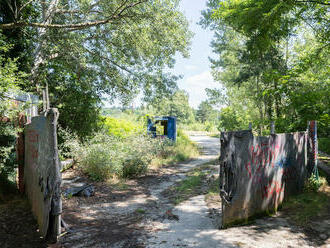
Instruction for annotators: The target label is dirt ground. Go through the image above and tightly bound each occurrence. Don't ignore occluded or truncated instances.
[0,193,48,248]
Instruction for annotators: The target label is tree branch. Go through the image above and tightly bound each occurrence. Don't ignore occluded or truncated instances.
[0,0,147,30]
[84,46,133,74]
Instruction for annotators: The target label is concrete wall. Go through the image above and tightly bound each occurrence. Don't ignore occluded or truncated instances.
[24,109,61,241]
[219,130,307,227]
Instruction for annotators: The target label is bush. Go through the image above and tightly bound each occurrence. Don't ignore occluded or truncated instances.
[62,114,199,181]
[103,117,143,138]
[75,132,163,180]
[305,174,327,192]
[151,129,199,166]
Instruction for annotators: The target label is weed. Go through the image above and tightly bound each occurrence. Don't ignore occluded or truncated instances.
[304,175,327,192]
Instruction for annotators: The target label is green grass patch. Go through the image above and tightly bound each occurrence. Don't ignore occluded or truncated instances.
[281,191,330,225]
[177,172,204,192]
[165,170,207,205]
[281,178,330,226]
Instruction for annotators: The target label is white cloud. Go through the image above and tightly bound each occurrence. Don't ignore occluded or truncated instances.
[178,70,222,109]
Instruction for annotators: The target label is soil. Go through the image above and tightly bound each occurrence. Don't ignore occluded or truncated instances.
[0,194,48,248]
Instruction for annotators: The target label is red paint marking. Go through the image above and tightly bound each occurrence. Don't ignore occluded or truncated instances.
[27,130,39,143]
[31,148,38,160]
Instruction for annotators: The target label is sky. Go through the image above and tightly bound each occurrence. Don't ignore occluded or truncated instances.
[171,0,220,109]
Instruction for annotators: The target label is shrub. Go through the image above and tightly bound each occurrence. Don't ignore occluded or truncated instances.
[67,125,199,181]
[103,117,143,138]
[305,174,327,192]
[76,132,164,180]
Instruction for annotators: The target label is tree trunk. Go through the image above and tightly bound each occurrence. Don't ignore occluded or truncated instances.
[30,0,59,91]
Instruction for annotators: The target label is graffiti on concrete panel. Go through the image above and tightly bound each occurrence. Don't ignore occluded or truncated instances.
[220,130,308,228]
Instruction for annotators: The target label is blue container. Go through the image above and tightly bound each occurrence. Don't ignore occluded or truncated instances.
[147,116,177,141]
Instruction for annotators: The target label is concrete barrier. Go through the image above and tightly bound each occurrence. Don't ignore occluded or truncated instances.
[219,130,308,227]
[24,109,61,241]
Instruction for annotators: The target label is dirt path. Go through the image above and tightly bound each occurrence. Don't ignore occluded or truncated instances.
[60,135,329,248]
[60,135,219,247]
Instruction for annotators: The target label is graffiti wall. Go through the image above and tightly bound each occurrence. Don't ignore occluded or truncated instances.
[24,108,61,241]
[219,130,308,227]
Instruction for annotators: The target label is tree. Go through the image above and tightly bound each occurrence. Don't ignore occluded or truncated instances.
[201,0,329,135]
[146,90,195,124]
[196,101,216,124]
[0,0,193,137]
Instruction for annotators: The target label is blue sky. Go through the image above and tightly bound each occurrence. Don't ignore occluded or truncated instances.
[172,0,220,108]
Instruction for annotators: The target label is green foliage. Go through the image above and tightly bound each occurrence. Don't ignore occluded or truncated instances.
[1,0,193,140]
[196,101,218,124]
[202,0,329,136]
[64,125,198,181]
[146,90,195,124]
[0,33,26,179]
[218,106,250,131]
[103,117,143,138]
[319,138,330,155]
[305,175,327,193]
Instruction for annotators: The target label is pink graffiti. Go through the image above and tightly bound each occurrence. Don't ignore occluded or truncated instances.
[246,143,280,180]
[262,180,284,199]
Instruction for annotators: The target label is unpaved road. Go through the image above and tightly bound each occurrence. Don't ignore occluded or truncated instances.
[145,136,328,248]
[60,135,329,248]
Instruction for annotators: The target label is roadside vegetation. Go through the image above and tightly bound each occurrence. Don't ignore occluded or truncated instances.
[59,114,199,181]
[281,175,329,227]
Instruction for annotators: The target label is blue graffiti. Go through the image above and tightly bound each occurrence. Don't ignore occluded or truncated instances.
[275,157,293,168]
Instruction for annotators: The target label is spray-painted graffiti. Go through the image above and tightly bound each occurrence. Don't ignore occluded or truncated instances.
[245,141,300,199]
[262,180,284,199]
[220,130,309,228]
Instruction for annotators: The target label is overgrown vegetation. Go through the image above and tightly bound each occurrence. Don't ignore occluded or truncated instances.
[60,116,199,181]
[319,138,330,155]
